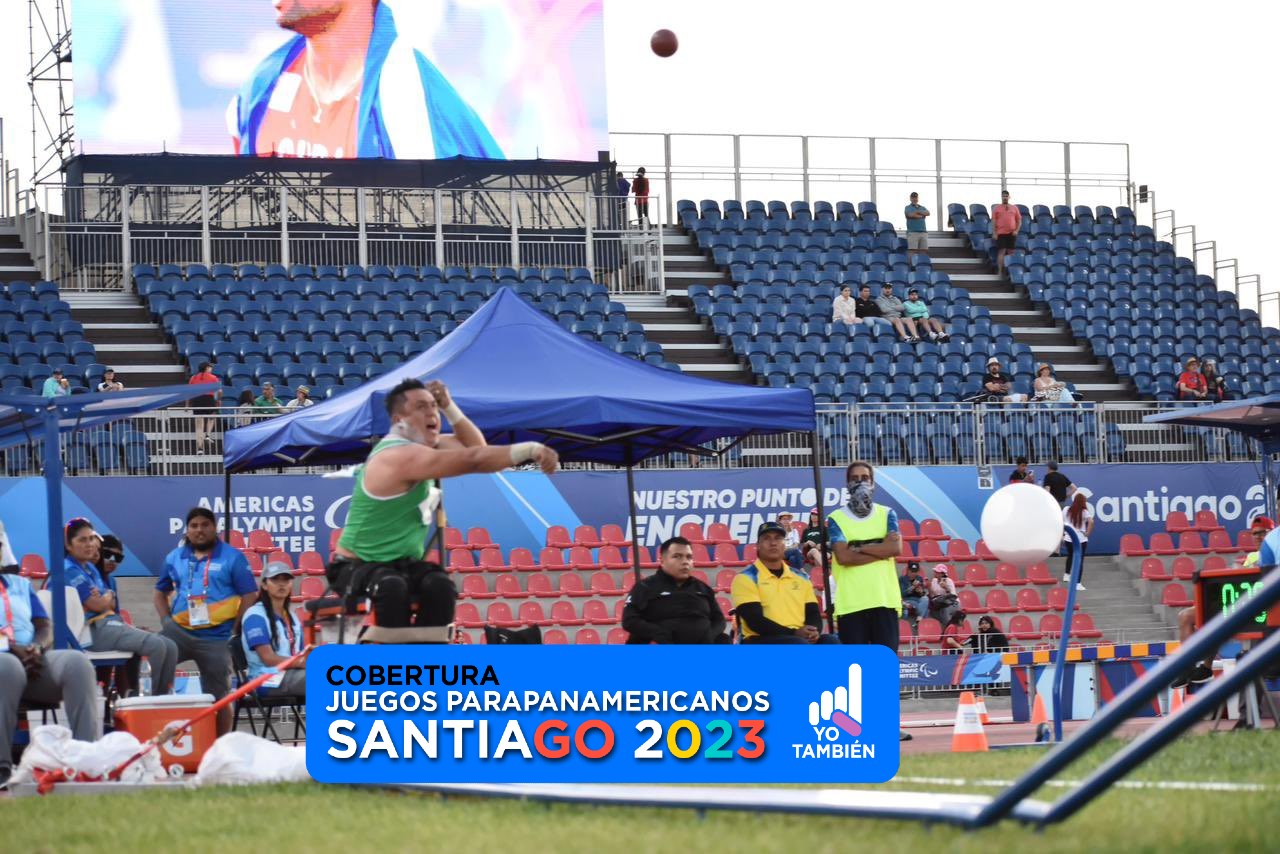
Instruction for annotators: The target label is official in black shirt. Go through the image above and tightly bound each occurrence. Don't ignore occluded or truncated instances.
[622,536,727,644]
[1042,461,1074,506]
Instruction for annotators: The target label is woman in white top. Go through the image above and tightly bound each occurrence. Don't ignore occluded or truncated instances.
[831,285,858,326]
[1034,363,1075,403]
[1062,492,1095,590]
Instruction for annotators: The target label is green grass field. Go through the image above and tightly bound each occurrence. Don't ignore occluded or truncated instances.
[8,732,1280,853]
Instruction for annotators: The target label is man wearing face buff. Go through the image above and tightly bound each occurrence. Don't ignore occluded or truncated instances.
[826,461,904,648]
[332,378,559,636]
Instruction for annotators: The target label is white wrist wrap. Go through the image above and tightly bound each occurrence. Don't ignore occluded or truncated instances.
[510,442,542,465]
[443,402,468,424]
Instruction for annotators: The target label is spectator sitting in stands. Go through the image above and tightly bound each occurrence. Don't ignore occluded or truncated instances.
[730,521,837,644]
[283,385,314,412]
[42,367,70,398]
[928,563,960,625]
[1176,357,1209,401]
[96,368,124,393]
[982,357,1025,402]
[234,389,257,427]
[1201,358,1229,402]
[831,286,859,326]
[945,615,1009,653]
[1033,363,1075,403]
[800,508,825,570]
[240,561,308,701]
[875,282,919,343]
[621,536,727,644]
[855,285,888,328]
[779,511,804,570]
[939,610,969,653]
[902,288,950,342]
[899,560,929,626]
[254,382,285,415]
[1008,457,1035,484]
[94,533,139,694]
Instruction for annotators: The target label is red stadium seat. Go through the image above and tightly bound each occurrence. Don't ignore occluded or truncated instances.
[716,596,733,620]
[453,631,474,645]
[634,546,659,569]
[19,554,47,580]
[297,551,326,576]
[715,569,736,593]
[1202,556,1228,572]
[573,525,604,548]
[465,527,494,550]
[691,569,711,586]
[741,544,758,564]
[916,618,943,644]
[619,572,637,593]
[444,528,465,549]
[1015,588,1049,612]
[478,547,508,572]
[613,599,627,623]
[679,522,712,545]
[515,601,549,627]
[995,563,1025,586]
[917,540,945,562]
[460,576,494,599]
[1161,582,1193,608]
[245,552,263,575]
[448,549,479,572]
[1119,533,1152,557]
[974,540,997,561]
[600,524,629,547]
[1171,557,1197,581]
[485,602,520,627]
[583,600,614,625]
[809,569,825,591]
[1046,588,1078,612]
[454,603,483,628]
[1038,613,1064,638]
[247,530,277,554]
[551,600,585,627]
[1070,613,1103,639]
[706,522,736,544]
[1140,558,1172,582]
[599,546,630,570]
[946,539,974,561]
[959,589,986,614]
[895,541,916,565]
[1149,533,1177,555]
[558,574,591,597]
[1192,510,1224,533]
[509,548,537,571]
[265,550,294,571]
[1207,530,1239,554]
[589,571,619,596]
[298,577,326,601]
[714,543,747,568]
[918,519,949,541]
[494,575,528,600]
[689,543,716,568]
[1177,532,1211,555]
[226,530,247,551]
[568,546,600,570]
[607,628,629,644]
[575,628,602,645]
[542,629,569,645]
[1237,531,1258,552]
[546,525,572,549]
[1027,563,1055,585]
[1008,615,1042,641]
[898,519,919,542]
[1164,511,1192,534]
[538,547,569,571]
[527,574,557,598]
[898,619,914,645]
[963,564,994,587]
[985,589,1017,613]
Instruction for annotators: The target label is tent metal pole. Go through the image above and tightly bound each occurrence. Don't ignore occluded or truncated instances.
[43,403,71,648]
[808,430,834,634]
[223,467,232,542]
[625,451,642,584]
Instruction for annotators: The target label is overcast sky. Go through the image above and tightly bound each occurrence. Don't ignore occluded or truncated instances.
[2,0,1276,324]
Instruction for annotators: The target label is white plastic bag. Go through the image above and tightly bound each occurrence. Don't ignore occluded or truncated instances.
[194,732,310,786]
[12,724,165,784]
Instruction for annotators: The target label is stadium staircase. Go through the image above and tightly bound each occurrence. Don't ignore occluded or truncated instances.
[1069,556,1175,642]
[936,231,1136,402]
[0,227,41,284]
[66,293,187,388]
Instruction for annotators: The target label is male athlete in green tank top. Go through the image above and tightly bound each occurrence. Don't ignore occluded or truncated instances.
[334,378,560,628]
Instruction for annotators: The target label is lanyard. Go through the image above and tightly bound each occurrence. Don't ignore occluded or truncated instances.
[0,580,14,641]
[281,609,297,653]
[187,554,213,596]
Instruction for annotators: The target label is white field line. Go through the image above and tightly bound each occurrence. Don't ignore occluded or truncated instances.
[894,775,1279,793]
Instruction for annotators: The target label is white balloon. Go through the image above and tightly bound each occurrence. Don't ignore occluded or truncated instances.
[980,484,1064,566]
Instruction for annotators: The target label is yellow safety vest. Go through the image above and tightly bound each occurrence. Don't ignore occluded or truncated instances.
[829,505,903,616]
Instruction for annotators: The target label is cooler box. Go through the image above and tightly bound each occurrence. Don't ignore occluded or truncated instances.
[114,693,217,773]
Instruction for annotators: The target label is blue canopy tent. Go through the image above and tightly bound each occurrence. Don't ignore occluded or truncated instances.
[222,287,827,605]
[1143,394,1280,521]
[0,386,221,648]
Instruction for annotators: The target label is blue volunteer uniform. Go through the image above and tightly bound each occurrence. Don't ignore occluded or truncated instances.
[241,602,304,681]
[156,540,257,639]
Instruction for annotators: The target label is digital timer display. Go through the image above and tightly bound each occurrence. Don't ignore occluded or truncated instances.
[1196,568,1280,640]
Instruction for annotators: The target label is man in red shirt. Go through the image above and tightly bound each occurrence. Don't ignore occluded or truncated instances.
[992,190,1022,278]
[1176,356,1208,401]
[188,362,222,454]
[632,167,650,226]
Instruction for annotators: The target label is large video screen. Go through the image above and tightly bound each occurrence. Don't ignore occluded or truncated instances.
[72,0,608,161]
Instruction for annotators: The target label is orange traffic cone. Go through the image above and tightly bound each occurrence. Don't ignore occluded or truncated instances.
[1169,686,1185,715]
[1030,692,1049,727]
[952,691,989,752]
[976,695,991,726]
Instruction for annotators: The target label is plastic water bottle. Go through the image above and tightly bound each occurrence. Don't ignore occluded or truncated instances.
[139,658,152,697]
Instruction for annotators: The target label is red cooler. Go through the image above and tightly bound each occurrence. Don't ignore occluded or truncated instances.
[114,693,217,774]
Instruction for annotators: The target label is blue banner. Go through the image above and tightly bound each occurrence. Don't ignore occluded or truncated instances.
[0,461,1264,574]
[898,654,1009,687]
[304,645,900,784]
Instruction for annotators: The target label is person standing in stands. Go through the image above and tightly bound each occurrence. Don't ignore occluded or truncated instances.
[730,522,835,644]
[65,518,178,695]
[1042,461,1075,506]
[827,460,903,646]
[1009,457,1035,484]
[1061,492,1094,589]
[622,536,726,644]
[632,167,651,226]
[903,192,930,258]
[992,189,1022,278]
[1176,357,1209,401]
[155,507,258,735]
[188,362,222,455]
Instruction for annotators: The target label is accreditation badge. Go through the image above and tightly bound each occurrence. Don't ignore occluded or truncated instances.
[187,595,211,627]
